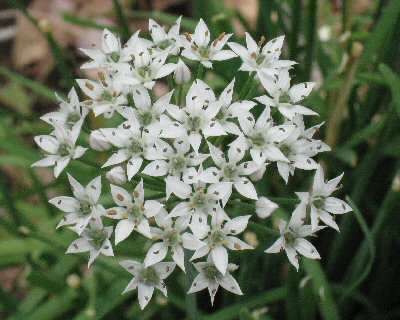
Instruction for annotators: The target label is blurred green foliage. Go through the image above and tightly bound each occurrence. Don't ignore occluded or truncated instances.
[1,0,400,319]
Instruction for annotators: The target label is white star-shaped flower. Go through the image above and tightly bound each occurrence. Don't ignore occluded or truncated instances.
[66,220,113,267]
[190,214,253,274]
[166,176,232,238]
[163,79,227,153]
[149,17,182,55]
[188,258,242,305]
[77,72,128,118]
[120,260,176,310]
[32,120,87,178]
[230,107,294,165]
[106,180,163,243]
[115,48,176,89]
[228,32,295,82]
[296,165,352,231]
[265,202,322,271]
[276,123,330,183]
[208,79,256,135]
[118,86,173,135]
[144,208,205,271]
[200,142,259,200]
[40,88,88,128]
[50,174,105,234]
[100,121,160,180]
[142,138,208,183]
[256,69,317,120]
[181,19,236,68]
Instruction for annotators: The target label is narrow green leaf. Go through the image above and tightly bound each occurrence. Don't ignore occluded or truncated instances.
[201,287,287,320]
[303,260,340,320]
[379,63,400,116]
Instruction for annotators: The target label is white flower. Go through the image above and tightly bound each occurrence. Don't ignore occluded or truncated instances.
[66,220,113,267]
[40,88,88,128]
[32,121,87,178]
[275,123,329,183]
[190,214,253,274]
[118,87,173,135]
[77,73,128,118]
[188,258,242,305]
[166,176,232,238]
[228,32,295,82]
[208,79,256,135]
[181,19,236,68]
[106,166,127,185]
[142,138,208,183]
[231,107,294,165]
[120,260,175,310]
[265,202,321,271]
[296,165,352,231]
[144,209,205,271]
[50,174,105,234]
[80,29,128,69]
[174,58,191,84]
[200,142,259,200]
[149,17,182,55]
[249,163,267,182]
[256,197,278,219]
[256,69,317,120]
[89,129,112,151]
[106,180,163,243]
[115,49,176,89]
[163,80,226,153]
[100,122,160,180]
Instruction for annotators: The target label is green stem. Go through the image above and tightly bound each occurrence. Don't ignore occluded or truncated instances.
[304,0,317,80]
[184,250,200,320]
[196,64,204,80]
[238,72,255,99]
[112,0,130,40]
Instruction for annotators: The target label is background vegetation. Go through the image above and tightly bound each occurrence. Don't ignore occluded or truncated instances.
[0,0,399,319]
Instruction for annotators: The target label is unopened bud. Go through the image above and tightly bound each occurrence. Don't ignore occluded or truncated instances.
[66,274,81,288]
[89,130,111,151]
[256,197,278,219]
[106,166,127,185]
[351,41,364,58]
[174,59,191,84]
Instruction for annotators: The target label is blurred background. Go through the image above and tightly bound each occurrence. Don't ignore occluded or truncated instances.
[0,0,399,319]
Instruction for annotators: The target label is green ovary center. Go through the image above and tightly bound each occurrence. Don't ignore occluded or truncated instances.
[190,190,208,209]
[203,265,220,280]
[186,116,203,132]
[198,46,210,58]
[313,197,325,210]
[170,156,186,173]
[110,51,120,63]
[209,230,226,247]
[67,112,81,124]
[280,144,291,157]
[101,91,113,102]
[137,66,152,79]
[222,165,237,180]
[279,92,291,104]
[58,143,72,156]
[158,39,172,50]
[165,230,180,247]
[141,267,160,286]
[284,231,296,246]
[128,139,143,155]
[128,204,144,222]
[138,111,154,126]
[249,132,266,147]
[80,201,92,216]
[255,54,265,65]
[88,229,108,249]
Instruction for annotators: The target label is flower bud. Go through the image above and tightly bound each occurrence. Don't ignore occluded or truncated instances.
[250,163,267,182]
[174,59,191,84]
[106,166,127,185]
[89,130,111,151]
[256,197,278,219]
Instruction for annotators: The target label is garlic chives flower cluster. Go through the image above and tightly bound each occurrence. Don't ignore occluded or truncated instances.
[32,18,352,309]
